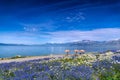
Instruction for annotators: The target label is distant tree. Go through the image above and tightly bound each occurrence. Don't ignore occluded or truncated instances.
[74,50,79,56]
[79,50,85,54]
[65,50,70,56]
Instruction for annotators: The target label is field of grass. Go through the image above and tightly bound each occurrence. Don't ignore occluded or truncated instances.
[0,52,120,80]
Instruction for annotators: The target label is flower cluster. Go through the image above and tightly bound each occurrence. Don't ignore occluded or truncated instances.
[0,54,120,80]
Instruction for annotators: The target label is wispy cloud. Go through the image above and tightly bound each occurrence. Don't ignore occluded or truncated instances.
[64,12,85,22]
[21,21,58,32]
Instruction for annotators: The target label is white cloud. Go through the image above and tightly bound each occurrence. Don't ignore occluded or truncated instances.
[0,32,48,44]
[47,28,120,43]
[0,28,120,44]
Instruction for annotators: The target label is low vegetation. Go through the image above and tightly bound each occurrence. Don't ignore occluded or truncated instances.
[0,52,120,80]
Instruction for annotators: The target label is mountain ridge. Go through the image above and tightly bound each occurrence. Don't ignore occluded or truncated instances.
[0,39,120,46]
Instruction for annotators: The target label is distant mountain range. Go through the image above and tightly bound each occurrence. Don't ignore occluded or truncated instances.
[1,39,120,52]
[0,43,27,46]
[1,39,120,47]
[42,39,120,46]
[42,39,120,52]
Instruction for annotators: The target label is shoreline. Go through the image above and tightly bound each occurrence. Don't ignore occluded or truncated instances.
[0,53,119,64]
[0,54,64,64]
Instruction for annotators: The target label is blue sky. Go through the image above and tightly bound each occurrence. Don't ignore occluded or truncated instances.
[0,0,120,44]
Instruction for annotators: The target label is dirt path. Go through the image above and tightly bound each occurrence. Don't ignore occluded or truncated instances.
[0,54,64,64]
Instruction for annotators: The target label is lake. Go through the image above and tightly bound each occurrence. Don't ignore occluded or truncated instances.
[0,46,69,58]
[0,45,119,58]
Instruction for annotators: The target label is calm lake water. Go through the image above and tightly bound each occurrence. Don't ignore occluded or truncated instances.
[0,46,68,58]
[0,45,119,58]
